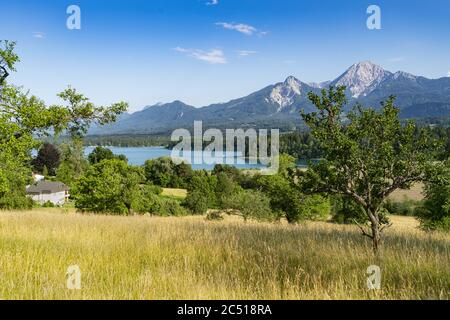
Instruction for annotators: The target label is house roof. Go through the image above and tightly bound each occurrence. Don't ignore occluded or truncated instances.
[26,181,69,194]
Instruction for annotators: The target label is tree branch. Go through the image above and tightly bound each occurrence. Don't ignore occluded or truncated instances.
[353,219,373,239]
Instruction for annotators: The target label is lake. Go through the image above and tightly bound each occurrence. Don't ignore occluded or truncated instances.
[84,146,311,170]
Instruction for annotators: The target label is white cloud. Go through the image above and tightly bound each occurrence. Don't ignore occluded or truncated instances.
[215,22,264,36]
[237,50,258,57]
[206,0,219,5]
[174,47,227,64]
[447,71,450,77]
[33,32,46,39]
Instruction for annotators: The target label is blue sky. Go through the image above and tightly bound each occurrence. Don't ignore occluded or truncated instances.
[1,0,450,112]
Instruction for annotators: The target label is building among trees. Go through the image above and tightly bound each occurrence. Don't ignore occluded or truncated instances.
[26,181,70,206]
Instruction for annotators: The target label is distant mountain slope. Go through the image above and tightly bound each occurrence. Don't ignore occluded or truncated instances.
[90,61,450,135]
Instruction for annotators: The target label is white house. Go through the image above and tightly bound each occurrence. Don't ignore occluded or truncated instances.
[32,172,45,182]
[26,181,70,206]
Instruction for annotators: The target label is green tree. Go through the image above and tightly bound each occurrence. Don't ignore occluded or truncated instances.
[88,146,128,165]
[0,85,63,208]
[0,41,128,208]
[0,40,19,87]
[54,87,128,139]
[32,143,61,176]
[144,157,193,188]
[300,86,438,253]
[415,161,450,231]
[56,140,89,186]
[223,190,276,222]
[72,159,143,215]
[183,173,217,214]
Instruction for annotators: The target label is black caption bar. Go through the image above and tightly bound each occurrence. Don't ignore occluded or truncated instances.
[0,300,445,319]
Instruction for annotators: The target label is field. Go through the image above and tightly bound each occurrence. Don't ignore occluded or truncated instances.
[389,183,425,202]
[0,209,448,300]
[161,188,188,200]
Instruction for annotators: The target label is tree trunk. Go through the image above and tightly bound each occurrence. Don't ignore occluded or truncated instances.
[371,223,381,256]
[367,207,382,256]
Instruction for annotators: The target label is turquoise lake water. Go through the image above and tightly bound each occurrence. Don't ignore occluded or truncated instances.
[84,146,312,170]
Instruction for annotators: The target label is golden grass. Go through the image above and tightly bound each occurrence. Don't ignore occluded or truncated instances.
[0,209,448,300]
[389,183,425,202]
[161,188,188,199]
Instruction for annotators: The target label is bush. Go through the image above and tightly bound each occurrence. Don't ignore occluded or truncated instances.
[144,157,193,188]
[182,173,218,214]
[299,195,331,221]
[0,166,33,210]
[72,159,143,215]
[256,173,306,223]
[88,146,127,165]
[0,192,34,210]
[132,185,187,216]
[206,211,224,221]
[42,201,56,208]
[223,190,277,222]
[415,162,450,231]
[183,191,210,215]
[383,198,418,216]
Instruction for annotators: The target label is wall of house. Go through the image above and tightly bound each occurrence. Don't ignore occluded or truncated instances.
[30,191,67,206]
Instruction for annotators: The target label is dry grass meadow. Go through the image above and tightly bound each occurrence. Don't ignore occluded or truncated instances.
[0,209,448,300]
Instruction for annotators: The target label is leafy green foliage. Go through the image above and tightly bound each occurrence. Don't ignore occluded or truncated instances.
[300,86,439,252]
[383,198,419,217]
[56,141,89,187]
[331,196,371,224]
[32,143,61,176]
[222,189,277,222]
[144,157,193,188]
[182,173,217,214]
[133,185,187,216]
[54,87,128,139]
[72,159,143,215]
[88,146,127,165]
[0,40,19,85]
[415,162,450,231]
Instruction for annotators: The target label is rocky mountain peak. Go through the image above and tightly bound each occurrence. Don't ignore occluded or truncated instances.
[268,76,302,109]
[333,61,391,98]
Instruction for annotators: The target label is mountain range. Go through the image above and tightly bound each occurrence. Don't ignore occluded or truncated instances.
[90,61,450,135]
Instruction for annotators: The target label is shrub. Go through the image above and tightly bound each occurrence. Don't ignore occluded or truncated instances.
[42,201,56,208]
[88,146,127,165]
[183,191,210,215]
[415,162,450,231]
[0,192,34,210]
[299,195,331,221]
[72,159,143,215]
[383,198,418,216]
[256,173,305,223]
[223,190,277,222]
[206,211,224,221]
[144,157,193,188]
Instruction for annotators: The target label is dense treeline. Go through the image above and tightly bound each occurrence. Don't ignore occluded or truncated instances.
[77,135,171,147]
